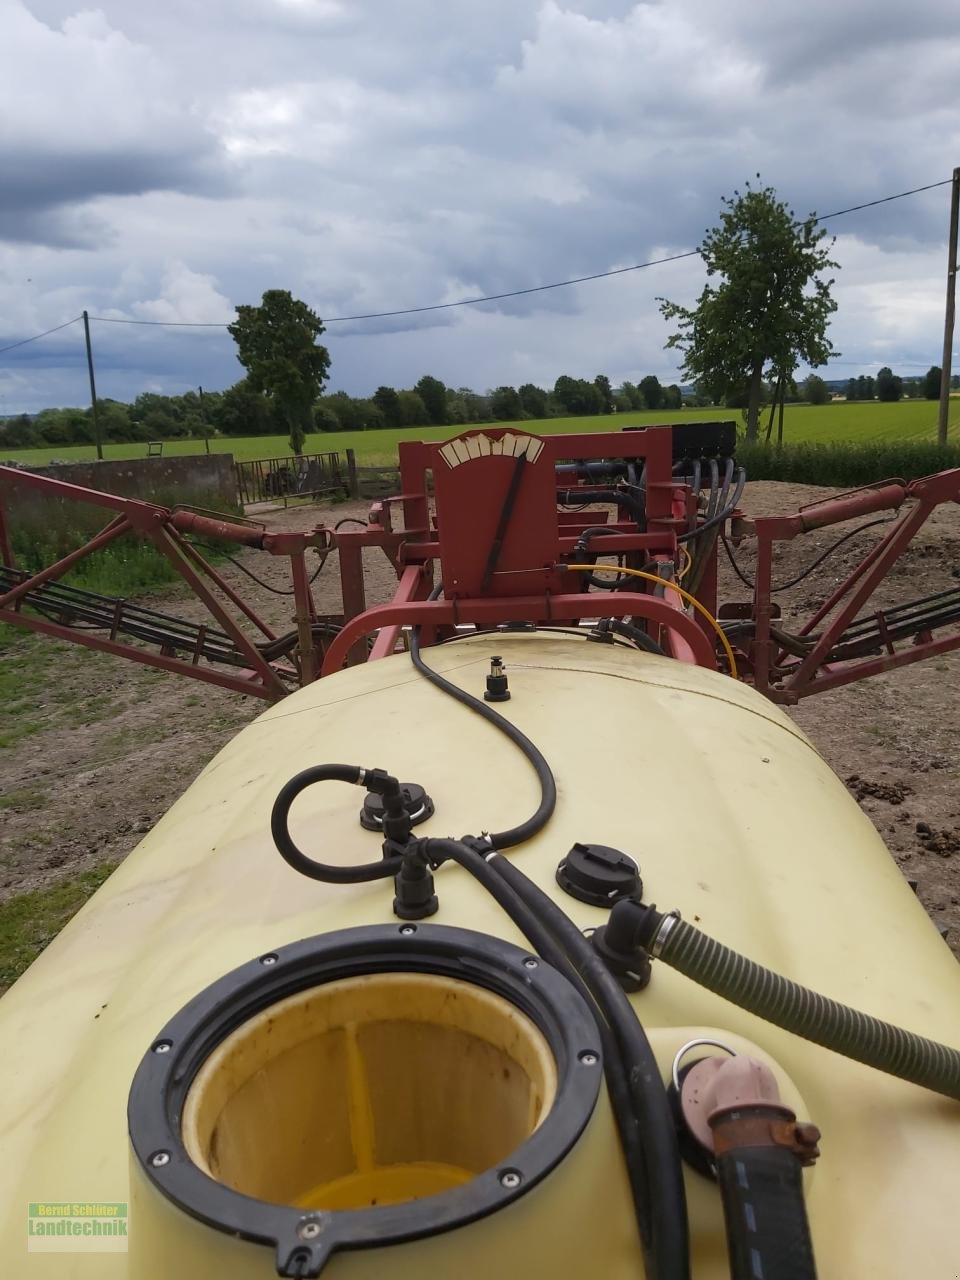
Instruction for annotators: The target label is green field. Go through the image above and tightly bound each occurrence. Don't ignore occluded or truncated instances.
[2,400,958,468]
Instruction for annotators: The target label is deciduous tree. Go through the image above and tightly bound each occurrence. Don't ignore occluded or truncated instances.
[414,375,448,425]
[876,366,903,402]
[803,374,830,405]
[922,366,942,400]
[659,180,838,440]
[228,290,330,454]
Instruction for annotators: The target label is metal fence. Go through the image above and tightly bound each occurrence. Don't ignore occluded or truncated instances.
[235,451,347,506]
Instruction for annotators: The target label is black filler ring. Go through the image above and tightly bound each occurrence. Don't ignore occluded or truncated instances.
[128,924,602,1277]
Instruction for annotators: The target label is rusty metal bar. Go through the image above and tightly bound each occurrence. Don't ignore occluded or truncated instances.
[321,591,716,677]
[785,499,934,691]
[175,536,279,643]
[337,537,369,667]
[289,549,319,684]
[786,628,960,699]
[146,524,288,699]
[368,565,429,661]
[0,608,279,699]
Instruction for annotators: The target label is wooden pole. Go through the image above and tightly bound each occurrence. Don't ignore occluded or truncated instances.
[82,310,103,460]
[199,385,210,455]
[938,167,960,446]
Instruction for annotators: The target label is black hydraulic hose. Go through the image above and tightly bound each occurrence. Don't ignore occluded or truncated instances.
[716,1144,816,1280]
[408,627,556,850]
[415,838,659,1272]
[574,526,633,589]
[705,457,720,521]
[625,905,960,1101]
[603,618,667,656]
[271,764,402,882]
[717,455,734,516]
[556,487,646,529]
[489,856,690,1280]
[676,467,746,545]
[719,517,895,593]
[689,459,701,533]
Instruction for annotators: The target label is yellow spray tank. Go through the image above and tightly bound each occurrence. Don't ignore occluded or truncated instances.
[1,632,958,1279]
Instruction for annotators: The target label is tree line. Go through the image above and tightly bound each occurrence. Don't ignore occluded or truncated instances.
[0,372,687,450]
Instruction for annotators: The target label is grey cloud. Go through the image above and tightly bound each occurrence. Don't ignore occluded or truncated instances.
[3,1,960,412]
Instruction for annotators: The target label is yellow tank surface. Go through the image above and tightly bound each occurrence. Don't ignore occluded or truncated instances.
[1,632,958,1278]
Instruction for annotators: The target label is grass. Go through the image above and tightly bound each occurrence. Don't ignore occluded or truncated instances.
[739,438,960,485]
[0,862,118,993]
[3,400,959,469]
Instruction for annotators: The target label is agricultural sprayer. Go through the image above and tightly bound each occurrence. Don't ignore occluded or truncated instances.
[0,421,958,1279]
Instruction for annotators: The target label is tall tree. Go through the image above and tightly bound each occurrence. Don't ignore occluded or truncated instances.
[373,386,402,428]
[803,374,830,405]
[922,366,942,400]
[397,389,429,426]
[639,375,664,410]
[228,290,330,454]
[490,386,523,420]
[845,378,858,401]
[593,374,615,413]
[876,366,903,402]
[659,180,838,441]
[414,375,448,425]
[518,383,548,419]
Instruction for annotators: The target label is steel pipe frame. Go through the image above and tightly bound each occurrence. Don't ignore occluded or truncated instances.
[320,591,716,677]
[749,469,960,702]
[0,464,330,700]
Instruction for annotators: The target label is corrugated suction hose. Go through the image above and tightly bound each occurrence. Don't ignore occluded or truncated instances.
[605,902,960,1101]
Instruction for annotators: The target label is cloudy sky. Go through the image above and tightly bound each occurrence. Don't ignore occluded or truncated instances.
[1,0,959,412]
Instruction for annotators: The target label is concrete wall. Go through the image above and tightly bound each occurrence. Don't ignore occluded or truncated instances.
[8,454,237,510]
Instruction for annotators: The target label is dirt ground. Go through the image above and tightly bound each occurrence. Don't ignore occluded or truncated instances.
[1,483,958,954]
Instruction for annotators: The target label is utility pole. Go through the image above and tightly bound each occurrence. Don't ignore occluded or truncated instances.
[199,385,210,454]
[82,310,103,460]
[938,167,960,446]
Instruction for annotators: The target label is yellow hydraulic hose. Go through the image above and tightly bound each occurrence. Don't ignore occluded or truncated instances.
[677,545,693,582]
[565,563,739,679]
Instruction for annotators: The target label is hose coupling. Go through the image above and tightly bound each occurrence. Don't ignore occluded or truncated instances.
[391,839,439,921]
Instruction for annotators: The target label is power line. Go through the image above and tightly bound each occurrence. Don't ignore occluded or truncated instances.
[84,247,702,328]
[2,176,956,348]
[0,315,82,355]
[817,179,953,221]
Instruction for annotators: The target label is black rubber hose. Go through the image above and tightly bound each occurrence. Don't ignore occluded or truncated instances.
[416,838,660,1270]
[677,468,747,545]
[716,1144,816,1280]
[595,617,666,655]
[270,764,402,883]
[556,487,646,528]
[628,906,960,1101]
[574,526,633,589]
[719,517,895,593]
[408,628,556,850]
[490,856,690,1280]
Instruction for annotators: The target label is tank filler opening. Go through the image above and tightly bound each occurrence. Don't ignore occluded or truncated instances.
[181,972,557,1212]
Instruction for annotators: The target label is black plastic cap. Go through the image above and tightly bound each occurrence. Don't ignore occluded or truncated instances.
[556,842,642,908]
[360,783,434,832]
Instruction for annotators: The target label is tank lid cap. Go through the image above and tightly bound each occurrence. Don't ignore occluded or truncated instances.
[556,843,641,908]
[360,783,435,831]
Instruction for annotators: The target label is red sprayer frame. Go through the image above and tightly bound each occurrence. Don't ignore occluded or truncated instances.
[0,466,333,700]
[3,427,960,705]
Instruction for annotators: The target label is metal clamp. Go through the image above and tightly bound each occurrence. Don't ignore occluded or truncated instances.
[650,909,681,959]
[671,1036,737,1093]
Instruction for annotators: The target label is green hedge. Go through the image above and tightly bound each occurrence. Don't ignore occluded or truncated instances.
[738,440,960,486]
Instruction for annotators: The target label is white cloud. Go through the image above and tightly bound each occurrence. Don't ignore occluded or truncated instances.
[132,262,234,324]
